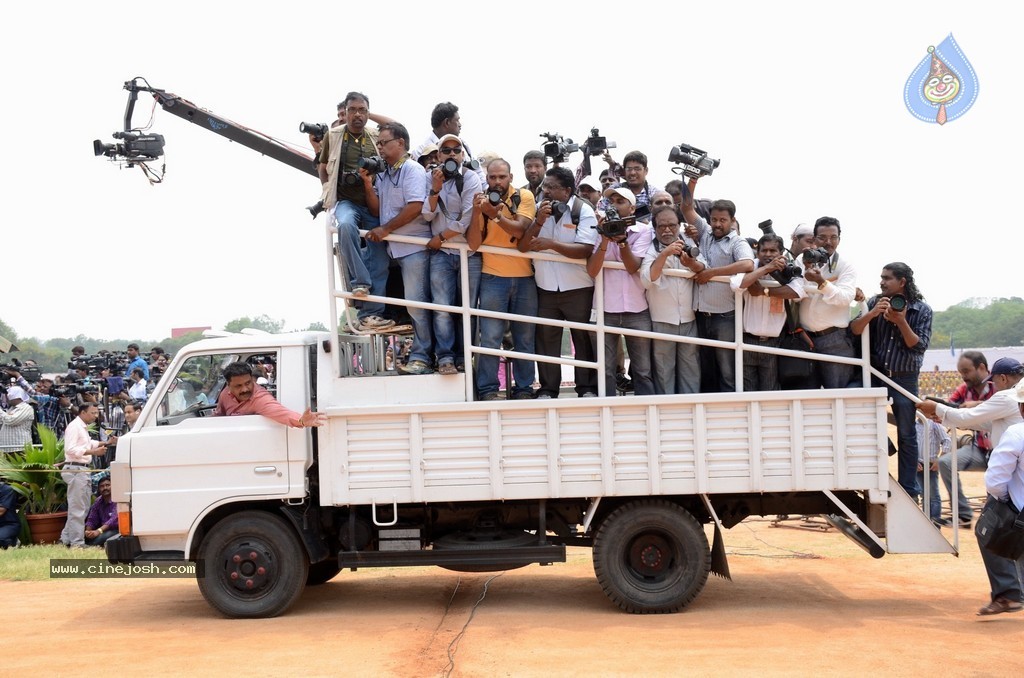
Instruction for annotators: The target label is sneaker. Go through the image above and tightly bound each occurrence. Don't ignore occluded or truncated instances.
[512,391,534,400]
[438,362,458,376]
[351,285,369,298]
[480,392,503,401]
[358,315,395,330]
[399,360,433,375]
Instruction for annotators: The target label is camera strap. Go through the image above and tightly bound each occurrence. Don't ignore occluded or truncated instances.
[436,181,463,223]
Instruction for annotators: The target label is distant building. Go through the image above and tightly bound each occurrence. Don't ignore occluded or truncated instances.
[171,326,211,338]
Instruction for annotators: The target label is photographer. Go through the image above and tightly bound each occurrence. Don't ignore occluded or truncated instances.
[731,233,808,391]
[363,122,434,375]
[522,150,547,202]
[680,188,755,393]
[466,159,538,400]
[640,205,702,394]
[597,151,658,222]
[0,386,34,452]
[412,102,475,165]
[318,92,393,332]
[59,402,108,548]
[518,167,600,399]
[586,187,655,396]
[422,134,482,375]
[851,263,933,499]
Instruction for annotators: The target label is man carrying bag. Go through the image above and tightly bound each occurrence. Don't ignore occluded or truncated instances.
[975,379,1024,615]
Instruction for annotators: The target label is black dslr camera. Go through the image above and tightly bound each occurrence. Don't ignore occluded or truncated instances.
[584,127,616,156]
[358,155,388,175]
[540,132,579,164]
[802,246,830,267]
[440,158,461,179]
[299,121,328,142]
[757,220,803,284]
[594,205,635,239]
[487,186,504,206]
[307,200,325,219]
[888,294,908,312]
[667,142,720,179]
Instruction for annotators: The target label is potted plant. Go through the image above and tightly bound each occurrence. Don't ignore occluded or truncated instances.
[0,424,67,544]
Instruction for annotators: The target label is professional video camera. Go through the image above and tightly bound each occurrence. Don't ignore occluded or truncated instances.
[584,128,616,156]
[540,132,579,164]
[667,142,720,179]
[593,205,636,240]
[757,220,804,285]
[358,155,388,175]
[68,352,131,378]
[299,121,328,142]
[1,359,41,383]
[93,131,166,164]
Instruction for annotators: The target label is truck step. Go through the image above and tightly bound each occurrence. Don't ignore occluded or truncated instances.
[337,544,566,569]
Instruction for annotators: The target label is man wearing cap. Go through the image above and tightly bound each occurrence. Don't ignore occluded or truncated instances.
[0,386,34,452]
[423,134,482,375]
[59,402,108,548]
[973,379,1024,615]
[577,182,601,208]
[415,143,439,169]
[318,91,393,332]
[851,263,933,499]
[467,158,538,400]
[680,190,755,392]
[918,357,1024,523]
[362,121,433,373]
[587,186,656,396]
[934,351,996,526]
[789,223,816,260]
[519,166,600,398]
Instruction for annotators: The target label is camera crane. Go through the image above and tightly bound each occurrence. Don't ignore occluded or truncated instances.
[93,77,318,182]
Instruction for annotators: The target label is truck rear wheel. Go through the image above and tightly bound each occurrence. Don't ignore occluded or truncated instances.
[592,500,710,613]
[197,511,308,618]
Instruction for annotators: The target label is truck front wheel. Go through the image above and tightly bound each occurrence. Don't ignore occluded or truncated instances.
[197,511,309,618]
[592,499,710,613]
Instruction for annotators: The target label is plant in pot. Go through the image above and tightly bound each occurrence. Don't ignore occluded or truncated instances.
[0,424,68,544]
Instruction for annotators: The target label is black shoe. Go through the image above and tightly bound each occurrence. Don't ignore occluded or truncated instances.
[937,517,972,528]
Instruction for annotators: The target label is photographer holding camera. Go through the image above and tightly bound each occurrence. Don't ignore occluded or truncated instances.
[680,188,755,393]
[586,187,655,396]
[423,134,482,375]
[640,205,703,394]
[851,263,932,499]
[0,386,34,452]
[362,122,434,375]
[318,92,393,331]
[518,167,600,399]
[466,159,538,400]
[731,232,808,391]
[597,151,658,222]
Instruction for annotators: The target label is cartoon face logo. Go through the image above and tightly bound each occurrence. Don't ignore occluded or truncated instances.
[923,72,960,104]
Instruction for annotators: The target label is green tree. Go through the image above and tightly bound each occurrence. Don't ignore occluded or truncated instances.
[933,297,1024,349]
[223,315,285,334]
[302,321,328,332]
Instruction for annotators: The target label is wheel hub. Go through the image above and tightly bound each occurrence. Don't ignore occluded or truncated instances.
[628,534,673,578]
[225,546,272,592]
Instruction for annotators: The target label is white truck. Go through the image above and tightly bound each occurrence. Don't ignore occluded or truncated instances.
[104,226,956,618]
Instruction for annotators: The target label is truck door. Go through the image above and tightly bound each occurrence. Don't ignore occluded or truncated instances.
[127,352,291,537]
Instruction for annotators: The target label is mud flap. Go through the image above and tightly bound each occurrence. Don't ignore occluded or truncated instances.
[709,521,731,580]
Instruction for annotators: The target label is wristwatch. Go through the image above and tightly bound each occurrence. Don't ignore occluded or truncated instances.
[429,189,440,196]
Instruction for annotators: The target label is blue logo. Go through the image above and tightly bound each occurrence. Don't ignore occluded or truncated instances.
[904,34,978,125]
[206,117,229,131]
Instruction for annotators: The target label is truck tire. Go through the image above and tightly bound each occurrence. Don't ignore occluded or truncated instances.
[592,500,710,613]
[197,511,309,618]
[306,560,341,586]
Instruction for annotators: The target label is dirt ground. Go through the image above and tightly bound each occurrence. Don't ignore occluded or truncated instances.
[6,502,1022,678]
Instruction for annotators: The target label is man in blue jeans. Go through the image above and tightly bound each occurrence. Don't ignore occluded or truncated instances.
[364,122,434,374]
[466,158,537,400]
[318,91,393,330]
[851,262,933,499]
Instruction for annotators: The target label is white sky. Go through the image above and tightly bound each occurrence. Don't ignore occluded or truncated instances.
[3,1,1019,341]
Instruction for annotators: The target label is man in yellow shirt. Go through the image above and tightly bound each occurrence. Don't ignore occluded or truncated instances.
[466,158,536,400]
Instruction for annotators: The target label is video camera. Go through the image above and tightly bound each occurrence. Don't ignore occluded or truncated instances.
[93,131,166,164]
[593,205,636,240]
[68,352,131,378]
[540,132,579,164]
[1,359,41,384]
[299,121,328,142]
[756,220,803,285]
[584,128,616,156]
[667,142,720,179]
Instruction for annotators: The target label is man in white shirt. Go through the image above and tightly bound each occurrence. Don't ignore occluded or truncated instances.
[59,403,108,548]
[730,233,807,391]
[519,167,600,398]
